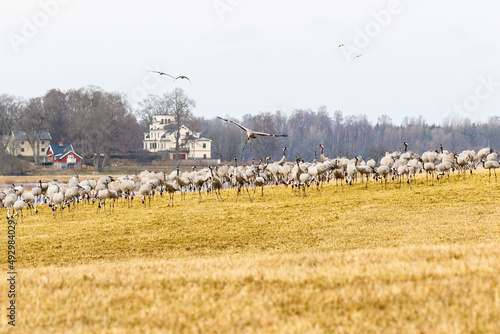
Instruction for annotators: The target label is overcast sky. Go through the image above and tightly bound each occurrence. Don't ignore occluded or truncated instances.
[2,0,500,125]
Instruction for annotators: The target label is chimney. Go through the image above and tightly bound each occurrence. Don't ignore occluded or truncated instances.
[59,142,63,146]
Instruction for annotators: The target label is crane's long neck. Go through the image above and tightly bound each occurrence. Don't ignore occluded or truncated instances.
[264,157,270,170]
[296,159,303,173]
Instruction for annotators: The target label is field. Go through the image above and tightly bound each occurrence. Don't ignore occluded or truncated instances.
[1,171,500,333]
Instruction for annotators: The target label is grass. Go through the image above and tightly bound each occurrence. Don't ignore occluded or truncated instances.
[0,171,499,333]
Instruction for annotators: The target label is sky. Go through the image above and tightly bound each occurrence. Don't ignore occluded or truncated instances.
[2,0,500,126]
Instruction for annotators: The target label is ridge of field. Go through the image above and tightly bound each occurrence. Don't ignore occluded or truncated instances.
[0,171,499,333]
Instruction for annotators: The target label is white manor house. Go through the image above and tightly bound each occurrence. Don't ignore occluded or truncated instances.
[143,115,212,160]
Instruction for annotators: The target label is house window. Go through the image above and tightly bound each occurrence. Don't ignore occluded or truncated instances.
[41,141,45,145]
[41,148,45,152]
[21,148,25,152]
[202,143,206,149]
[21,141,24,145]
[203,154,206,159]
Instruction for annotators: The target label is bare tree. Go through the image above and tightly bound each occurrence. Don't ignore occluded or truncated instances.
[44,89,69,144]
[20,97,49,165]
[166,88,195,160]
[135,94,169,127]
[0,95,25,174]
[0,94,23,152]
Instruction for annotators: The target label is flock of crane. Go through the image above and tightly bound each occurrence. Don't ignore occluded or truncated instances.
[1,143,499,220]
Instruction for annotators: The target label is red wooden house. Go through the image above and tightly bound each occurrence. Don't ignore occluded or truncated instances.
[46,142,83,168]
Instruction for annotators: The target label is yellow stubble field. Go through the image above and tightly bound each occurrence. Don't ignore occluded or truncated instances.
[0,170,499,333]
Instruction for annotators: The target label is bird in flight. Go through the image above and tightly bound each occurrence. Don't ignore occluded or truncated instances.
[174,75,191,84]
[339,44,345,48]
[353,54,362,60]
[217,116,288,152]
[149,70,175,79]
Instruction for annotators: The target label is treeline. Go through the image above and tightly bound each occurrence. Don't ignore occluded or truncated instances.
[2,86,499,173]
[134,92,500,162]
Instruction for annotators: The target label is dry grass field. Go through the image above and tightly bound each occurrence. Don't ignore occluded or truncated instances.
[1,171,499,333]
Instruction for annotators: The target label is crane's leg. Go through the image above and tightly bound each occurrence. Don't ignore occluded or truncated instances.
[242,139,248,153]
[246,185,252,202]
